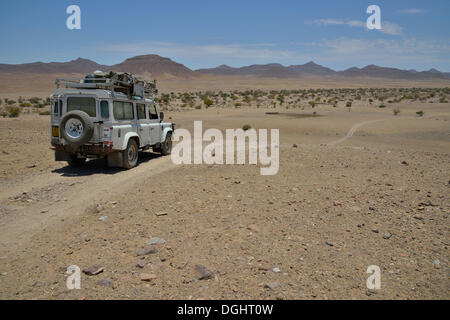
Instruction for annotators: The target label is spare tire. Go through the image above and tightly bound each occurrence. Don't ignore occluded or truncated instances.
[60,110,94,146]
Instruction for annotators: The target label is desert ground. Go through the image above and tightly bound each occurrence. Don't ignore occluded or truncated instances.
[0,84,449,300]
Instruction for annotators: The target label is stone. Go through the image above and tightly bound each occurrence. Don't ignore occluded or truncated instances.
[82,265,104,276]
[247,224,260,233]
[264,282,280,291]
[194,264,214,280]
[133,260,147,268]
[140,273,157,282]
[97,279,113,287]
[382,233,392,240]
[146,237,166,245]
[137,247,158,256]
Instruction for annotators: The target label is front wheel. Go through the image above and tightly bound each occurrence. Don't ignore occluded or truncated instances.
[161,133,172,155]
[122,139,139,169]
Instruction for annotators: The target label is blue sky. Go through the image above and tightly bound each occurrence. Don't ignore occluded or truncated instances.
[0,0,449,71]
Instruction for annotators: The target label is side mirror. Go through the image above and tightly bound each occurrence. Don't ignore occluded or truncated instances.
[159,112,164,121]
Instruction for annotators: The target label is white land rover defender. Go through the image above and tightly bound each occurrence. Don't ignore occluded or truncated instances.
[50,71,174,169]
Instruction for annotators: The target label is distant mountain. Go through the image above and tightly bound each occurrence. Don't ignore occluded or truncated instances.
[197,62,450,80]
[0,55,448,80]
[0,55,194,78]
[339,65,449,80]
[109,54,195,77]
[0,58,106,74]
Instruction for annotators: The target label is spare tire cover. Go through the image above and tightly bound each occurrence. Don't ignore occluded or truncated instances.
[60,110,94,146]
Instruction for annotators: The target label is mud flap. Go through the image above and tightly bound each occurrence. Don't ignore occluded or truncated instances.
[55,150,72,161]
[107,152,123,167]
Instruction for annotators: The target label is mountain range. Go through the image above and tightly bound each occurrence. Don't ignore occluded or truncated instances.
[0,54,449,80]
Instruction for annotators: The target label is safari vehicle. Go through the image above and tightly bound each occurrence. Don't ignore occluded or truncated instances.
[50,72,174,169]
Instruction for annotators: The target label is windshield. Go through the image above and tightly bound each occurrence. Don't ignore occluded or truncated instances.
[67,97,96,117]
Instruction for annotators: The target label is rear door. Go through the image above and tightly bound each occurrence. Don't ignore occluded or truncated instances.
[148,103,161,145]
[136,103,150,146]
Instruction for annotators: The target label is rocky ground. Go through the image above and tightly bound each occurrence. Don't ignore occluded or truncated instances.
[0,99,448,300]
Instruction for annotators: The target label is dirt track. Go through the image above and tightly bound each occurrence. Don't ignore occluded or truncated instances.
[0,102,449,299]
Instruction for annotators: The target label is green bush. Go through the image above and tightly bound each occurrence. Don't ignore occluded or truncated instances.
[7,106,21,117]
[39,110,50,115]
[379,104,386,108]
[242,124,252,131]
[393,108,400,115]
[203,98,214,108]
[416,110,424,117]
[195,105,201,109]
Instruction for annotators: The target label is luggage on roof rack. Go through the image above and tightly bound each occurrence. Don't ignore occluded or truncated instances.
[55,71,158,98]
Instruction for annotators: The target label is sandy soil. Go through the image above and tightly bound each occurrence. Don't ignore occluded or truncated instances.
[0,98,449,300]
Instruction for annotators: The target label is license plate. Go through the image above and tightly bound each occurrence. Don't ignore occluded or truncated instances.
[52,126,59,137]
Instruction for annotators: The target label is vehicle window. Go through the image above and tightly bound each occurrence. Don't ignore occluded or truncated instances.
[67,97,96,117]
[53,100,63,116]
[137,103,146,120]
[149,104,158,120]
[53,100,58,114]
[113,101,134,120]
[100,100,109,119]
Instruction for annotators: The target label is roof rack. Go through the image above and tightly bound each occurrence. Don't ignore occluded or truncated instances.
[55,77,158,99]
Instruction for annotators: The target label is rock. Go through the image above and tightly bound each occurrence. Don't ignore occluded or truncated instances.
[41,209,48,213]
[140,273,157,282]
[372,229,379,233]
[401,161,408,165]
[85,204,103,214]
[292,144,298,148]
[382,233,392,240]
[97,279,113,287]
[82,265,104,276]
[247,224,260,233]
[155,211,167,217]
[194,264,214,280]
[325,241,334,247]
[272,267,280,273]
[333,201,342,206]
[133,260,146,268]
[137,246,158,256]
[264,282,280,291]
[146,237,166,245]
[99,216,108,221]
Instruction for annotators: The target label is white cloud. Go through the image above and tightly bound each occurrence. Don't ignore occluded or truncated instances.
[310,37,450,67]
[397,9,425,14]
[310,19,403,36]
[98,38,450,71]
[99,42,312,67]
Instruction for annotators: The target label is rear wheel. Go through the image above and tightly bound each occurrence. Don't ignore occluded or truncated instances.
[161,133,172,155]
[123,139,138,169]
[67,155,86,167]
